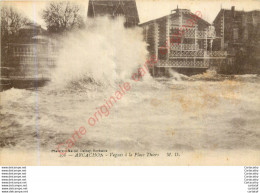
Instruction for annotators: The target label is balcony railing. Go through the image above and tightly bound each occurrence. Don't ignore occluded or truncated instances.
[157,60,209,68]
[169,28,216,39]
[169,50,227,58]
[184,29,195,38]
[170,50,204,57]
[170,44,199,51]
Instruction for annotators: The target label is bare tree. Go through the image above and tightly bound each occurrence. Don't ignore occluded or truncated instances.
[1,6,30,40]
[1,6,30,64]
[42,1,84,33]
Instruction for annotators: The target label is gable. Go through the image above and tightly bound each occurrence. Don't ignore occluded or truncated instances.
[113,2,125,16]
[87,0,139,24]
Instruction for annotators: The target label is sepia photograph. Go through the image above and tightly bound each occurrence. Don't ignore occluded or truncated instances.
[0,0,259,165]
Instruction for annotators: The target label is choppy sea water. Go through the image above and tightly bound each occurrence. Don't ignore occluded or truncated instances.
[1,72,260,152]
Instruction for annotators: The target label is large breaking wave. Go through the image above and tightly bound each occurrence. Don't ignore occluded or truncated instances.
[50,17,148,89]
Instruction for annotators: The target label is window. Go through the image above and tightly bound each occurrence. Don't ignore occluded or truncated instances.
[233,28,239,40]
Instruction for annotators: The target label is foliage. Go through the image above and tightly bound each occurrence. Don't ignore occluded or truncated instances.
[42,1,84,33]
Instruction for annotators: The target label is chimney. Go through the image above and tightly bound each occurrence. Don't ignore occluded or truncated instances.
[231,6,235,17]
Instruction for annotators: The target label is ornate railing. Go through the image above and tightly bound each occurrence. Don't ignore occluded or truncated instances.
[170,29,216,39]
[196,30,216,38]
[183,29,195,38]
[196,31,206,38]
[169,28,195,38]
[170,50,204,57]
[170,44,199,51]
[169,50,227,58]
[157,60,209,68]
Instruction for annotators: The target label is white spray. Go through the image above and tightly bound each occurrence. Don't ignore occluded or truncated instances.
[51,17,148,88]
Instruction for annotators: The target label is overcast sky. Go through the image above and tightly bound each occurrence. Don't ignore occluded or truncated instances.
[2,0,260,29]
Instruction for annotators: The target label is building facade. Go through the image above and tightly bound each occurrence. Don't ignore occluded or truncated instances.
[139,8,227,76]
[213,6,260,73]
[1,23,58,90]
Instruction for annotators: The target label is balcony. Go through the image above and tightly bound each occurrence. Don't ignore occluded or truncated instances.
[170,44,199,51]
[169,50,227,58]
[169,28,216,39]
[157,60,209,68]
[170,50,204,57]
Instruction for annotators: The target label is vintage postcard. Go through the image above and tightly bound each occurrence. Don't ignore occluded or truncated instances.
[0,0,259,165]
